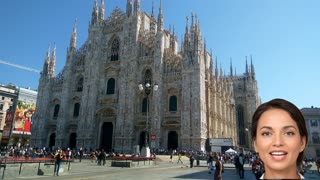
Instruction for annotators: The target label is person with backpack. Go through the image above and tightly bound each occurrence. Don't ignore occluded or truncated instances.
[53,149,64,176]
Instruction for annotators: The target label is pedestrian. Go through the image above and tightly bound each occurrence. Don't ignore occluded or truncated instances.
[316,158,320,174]
[53,149,64,176]
[251,98,308,179]
[214,154,223,180]
[98,149,106,165]
[177,152,183,164]
[65,148,70,163]
[238,153,244,179]
[79,147,83,162]
[189,154,194,168]
[169,151,173,163]
[234,154,240,174]
[207,154,213,174]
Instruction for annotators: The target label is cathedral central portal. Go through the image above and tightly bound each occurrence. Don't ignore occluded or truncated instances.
[100,122,113,152]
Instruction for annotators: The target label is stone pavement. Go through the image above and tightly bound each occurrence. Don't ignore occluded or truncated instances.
[0,155,319,180]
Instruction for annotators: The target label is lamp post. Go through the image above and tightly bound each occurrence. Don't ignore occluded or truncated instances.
[138,81,158,157]
[245,127,252,151]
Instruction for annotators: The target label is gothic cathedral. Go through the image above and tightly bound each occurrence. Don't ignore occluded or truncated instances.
[30,0,260,152]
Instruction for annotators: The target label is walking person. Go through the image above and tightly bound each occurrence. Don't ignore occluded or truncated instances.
[238,153,244,179]
[207,153,214,174]
[78,147,83,162]
[177,152,183,164]
[214,154,223,180]
[53,149,64,176]
[189,154,194,168]
[169,151,173,163]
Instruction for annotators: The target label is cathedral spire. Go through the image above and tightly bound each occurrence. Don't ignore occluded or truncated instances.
[182,16,190,54]
[220,63,223,80]
[157,0,163,32]
[126,0,132,17]
[245,56,249,74]
[250,55,255,78]
[42,44,51,76]
[91,0,98,25]
[134,0,140,16]
[230,58,233,77]
[209,49,214,78]
[191,12,194,29]
[151,1,154,18]
[215,57,218,79]
[99,0,105,21]
[70,19,77,50]
[204,38,207,54]
[49,43,56,77]
[185,16,189,35]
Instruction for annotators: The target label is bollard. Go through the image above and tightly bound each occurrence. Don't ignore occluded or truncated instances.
[19,162,22,175]
[2,157,7,179]
[68,161,71,171]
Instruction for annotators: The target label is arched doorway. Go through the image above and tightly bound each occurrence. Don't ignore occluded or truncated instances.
[49,133,56,150]
[69,133,77,149]
[139,131,149,149]
[167,131,178,150]
[100,122,113,152]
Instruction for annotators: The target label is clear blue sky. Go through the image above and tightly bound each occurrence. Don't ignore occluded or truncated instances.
[0,0,319,109]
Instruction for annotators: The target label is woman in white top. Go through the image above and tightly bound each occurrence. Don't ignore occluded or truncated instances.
[251,99,308,179]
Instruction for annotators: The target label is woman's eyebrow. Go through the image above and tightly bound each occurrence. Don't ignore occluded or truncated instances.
[259,125,297,131]
[282,125,297,130]
[259,126,272,130]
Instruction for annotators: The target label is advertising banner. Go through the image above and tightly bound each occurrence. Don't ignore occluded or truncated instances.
[5,111,14,124]
[13,100,35,133]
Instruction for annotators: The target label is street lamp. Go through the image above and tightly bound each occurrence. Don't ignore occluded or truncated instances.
[138,81,158,157]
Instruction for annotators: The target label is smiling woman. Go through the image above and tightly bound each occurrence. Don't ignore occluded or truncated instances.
[251,98,308,179]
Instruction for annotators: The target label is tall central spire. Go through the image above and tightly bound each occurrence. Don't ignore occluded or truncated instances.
[126,0,132,17]
[99,0,105,21]
[134,0,140,16]
[42,45,51,76]
[49,43,56,77]
[91,0,98,25]
[157,0,163,32]
[70,19,77,50]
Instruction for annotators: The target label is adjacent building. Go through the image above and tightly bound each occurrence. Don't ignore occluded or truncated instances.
[301,107,320,159]
[0,84,37,147]
[31,0,260,152]
[0,84,18,144]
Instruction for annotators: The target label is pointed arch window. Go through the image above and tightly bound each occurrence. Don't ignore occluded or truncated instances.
[169,95,177,112]
[237,105,245,146]
[107,78,115,94]
[111,39,120,61]
[53,104,60,119]
[73,103,80,117]
[76,77,84,92]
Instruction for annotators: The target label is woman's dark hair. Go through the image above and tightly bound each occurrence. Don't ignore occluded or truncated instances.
[251,98,308,166]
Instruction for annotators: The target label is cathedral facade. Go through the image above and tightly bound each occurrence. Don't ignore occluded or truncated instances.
[30,0,260,152]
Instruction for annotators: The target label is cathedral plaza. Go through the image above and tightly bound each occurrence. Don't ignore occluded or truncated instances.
[1,156,319,179]
[30,0,260,153]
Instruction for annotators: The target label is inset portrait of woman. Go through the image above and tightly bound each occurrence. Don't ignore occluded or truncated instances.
[251,98,308,179]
